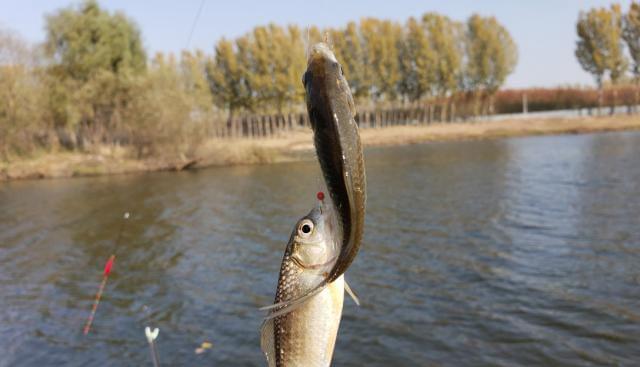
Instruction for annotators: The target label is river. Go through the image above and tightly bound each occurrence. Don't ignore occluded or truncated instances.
[1,131,640,366]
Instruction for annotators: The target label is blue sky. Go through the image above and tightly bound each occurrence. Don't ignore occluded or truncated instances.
[0,0,632,88]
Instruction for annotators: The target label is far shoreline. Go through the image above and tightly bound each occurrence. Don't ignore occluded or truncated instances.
[2,114,640,182]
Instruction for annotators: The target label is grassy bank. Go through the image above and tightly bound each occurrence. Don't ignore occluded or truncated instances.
[2,114,640,181]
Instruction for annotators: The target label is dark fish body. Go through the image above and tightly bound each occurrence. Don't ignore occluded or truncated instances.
[303,43,366,282]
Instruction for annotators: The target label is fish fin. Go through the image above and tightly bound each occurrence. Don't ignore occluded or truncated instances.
[260,280,328,312]
[263,297,307,320]
[260,319,276,367]
[261,281,329,319]
[344,278,360,306]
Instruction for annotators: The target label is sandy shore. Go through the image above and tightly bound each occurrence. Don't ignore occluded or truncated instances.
[2,114,640,181]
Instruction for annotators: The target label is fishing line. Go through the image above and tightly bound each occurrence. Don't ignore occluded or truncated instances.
[186,0,206,48]
[305,27,311,60]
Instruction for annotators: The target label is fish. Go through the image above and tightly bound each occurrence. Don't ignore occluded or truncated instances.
[261,196,359,367]
[261,42,366,315]
[303,42,366,283]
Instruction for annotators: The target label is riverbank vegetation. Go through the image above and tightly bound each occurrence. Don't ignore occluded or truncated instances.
[3,114,640,181]
[1,0,518,162]
[494,85,639,114]
[4,0,640,178]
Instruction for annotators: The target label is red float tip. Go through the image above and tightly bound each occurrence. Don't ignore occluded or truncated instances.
[104,255,115,276]
[316,191,325,201]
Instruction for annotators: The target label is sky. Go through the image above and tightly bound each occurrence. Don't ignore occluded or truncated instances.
[0,0,633,88]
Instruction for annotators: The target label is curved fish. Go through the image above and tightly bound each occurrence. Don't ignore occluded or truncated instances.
[261,43,366,316]
[261,199,343,367]
[303,42,366,282]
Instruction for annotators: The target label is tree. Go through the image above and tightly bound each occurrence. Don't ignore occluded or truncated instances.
[44,0,146,81]
[244,24,306,113]
[464,14,518,115]
[180,50,213,113]
[360,18,403,101]
[623,2,640,108]
[43,0,147,146]
[423,13,463,119]
[329,22,370,101]
[206,38,252,122]
[397,17,434,102]
[0,28,50,159]
[606,5,628,86]
[280,25,307,111]
[576,4,628,113]
[123,53,198,157]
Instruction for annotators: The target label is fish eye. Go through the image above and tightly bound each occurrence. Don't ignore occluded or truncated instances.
[298,219,314,237]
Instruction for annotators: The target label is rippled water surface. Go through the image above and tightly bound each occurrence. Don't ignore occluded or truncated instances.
[2,131,640,366]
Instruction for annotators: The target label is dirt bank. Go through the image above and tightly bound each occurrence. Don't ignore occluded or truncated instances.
[2,115,640,181]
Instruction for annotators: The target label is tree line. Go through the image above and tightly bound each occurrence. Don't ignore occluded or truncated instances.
[0,0,517,160]
[576,2,640,109]
[495,85,639,114]
[209,14,518,118]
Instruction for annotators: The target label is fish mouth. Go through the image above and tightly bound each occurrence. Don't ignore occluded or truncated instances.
[291,254,337,271]
[307,42,337,66]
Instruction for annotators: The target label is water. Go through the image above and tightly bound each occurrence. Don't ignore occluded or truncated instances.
[1,131,640,366]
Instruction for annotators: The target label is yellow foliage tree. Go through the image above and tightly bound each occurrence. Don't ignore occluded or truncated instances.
[576,4,628,111]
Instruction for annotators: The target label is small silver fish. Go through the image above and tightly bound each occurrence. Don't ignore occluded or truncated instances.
[261,197,358,367]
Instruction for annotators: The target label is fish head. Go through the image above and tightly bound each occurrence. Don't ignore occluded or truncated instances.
[303,42,356,118]
[289,197,340,275]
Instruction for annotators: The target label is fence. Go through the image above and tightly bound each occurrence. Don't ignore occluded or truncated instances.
[211,104,461,139]
[210,89,640,139]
